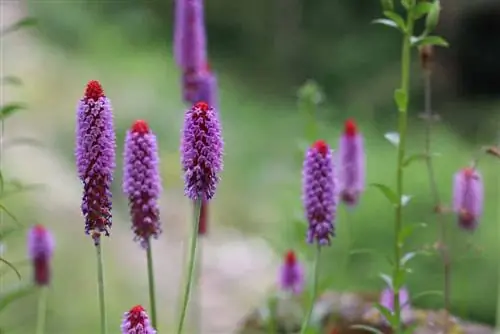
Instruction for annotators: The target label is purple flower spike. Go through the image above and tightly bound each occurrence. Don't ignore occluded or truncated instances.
[278,250,304,294]
[182,64,219,111]
[302,140,336,245]
[27,224,55,286]
[338,119,366,207]
[123,120,162,248]
[174,0,207,71]
[453,167,484,231]
[181,101,224,201]
[121,305,157,334]
[75,80,116,244]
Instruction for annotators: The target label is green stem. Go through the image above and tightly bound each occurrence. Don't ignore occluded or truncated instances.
[96,242,107,334]
[35,287,48,334]
[267,295,278,334]
[176,199,202,334]
[146,239,158,330]
[299,244,321,334]
[393,8,415,334]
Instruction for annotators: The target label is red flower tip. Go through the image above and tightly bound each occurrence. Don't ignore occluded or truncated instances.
[131,120,150,134]
[344,118,357,136]
[285,250,296,265]
[33,224,47,234]
[130,305,145,313]
[313,140,328,156]
[463,167,477,179]
[195,101,209,112]
[85,80,104,100]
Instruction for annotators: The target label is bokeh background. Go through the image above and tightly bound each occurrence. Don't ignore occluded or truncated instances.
[1,0,500,333]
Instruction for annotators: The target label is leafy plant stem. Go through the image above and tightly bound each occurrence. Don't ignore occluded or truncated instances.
[146,238,158,330]
[299,243,321,334]
[96,242,107,334]
[177,199,202,334]
[392,5,415,333]
[422,64,451,331]
[35,286,48,334]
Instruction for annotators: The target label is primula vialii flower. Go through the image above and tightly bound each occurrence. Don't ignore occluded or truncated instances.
[181,101,224,201]
[337,119,366,207]
[75,80,116,244]
[174,0,207,71]
[123,120,162,248]
[278,250,304,294]
[302,140,336,245]
[27,224,55,286]
[453,167,483,231]
[120,305,156,334]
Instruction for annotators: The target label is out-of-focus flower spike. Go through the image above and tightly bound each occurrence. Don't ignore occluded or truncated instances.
[120,305,156,334]
[27,224,55,286]
[453,167,483,231]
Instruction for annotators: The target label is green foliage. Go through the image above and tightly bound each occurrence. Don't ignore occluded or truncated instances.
[0,17,37,36]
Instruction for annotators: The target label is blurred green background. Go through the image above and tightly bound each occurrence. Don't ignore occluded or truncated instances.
[1,0,500,333]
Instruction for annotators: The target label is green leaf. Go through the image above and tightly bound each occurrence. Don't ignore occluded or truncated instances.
[349,325,385,334]
[1,17,37,36]
[374,303,396,326]
[400,251,418,266]
[384,132,400,146]
[411,290,443,303]
[0,259,29,277]
[411,35,449,48]
[379,273,393,289]
[412,2,433,19]
[370,183,398,205]
[383,11,406,31]
[402,324,419,334]
[393,268,407,290]
[402,153,426,167]
[394,88,407,112]
[1,76,22,86]
[0,103,26,121]
[380,0,394,11]
[0,257,21,280]
[0,225,23,241]
[372,19,399,30]
[398,223,427,245]
[0,284,36,312]
[0,203,21,225]
[401,0,412,9]
[425,0,441,33]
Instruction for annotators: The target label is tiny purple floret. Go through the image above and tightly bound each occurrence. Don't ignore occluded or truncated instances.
[121,305,156,334]
[27,224,55,286]
[181,101,224,201]
[278,250,304,294]
[338,119,365,207]
[302,140,336,245]
[123,120,162,248]
[453,167,484,231]
[75,81,116,244]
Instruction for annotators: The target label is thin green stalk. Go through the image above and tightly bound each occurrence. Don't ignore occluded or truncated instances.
[96,242,107,334]
[496,127,500,334]
[146,239,158,330]
[393,8,415,334]
[35,287,48,334]
[177,199,202,334]
[299,244,321,334]
[267,295,278,334]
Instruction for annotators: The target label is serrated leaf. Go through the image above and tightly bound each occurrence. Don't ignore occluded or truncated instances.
[383,11,406,31]
[370,183,398,205]
[0,103,26,121]
[398,223,427,245]
[394,88,407,112]
[379,273,393,289]
[412,2,433,19]
[1,76,22,86]
[350,325,385,334]
[384,132,400,146]
[411,35,449,48]
[0,257,21,280]
[401,195,412,206]
[374,303,396,325]
[1,17,37,36]
[372,19,399,30]
[0,284,36,312]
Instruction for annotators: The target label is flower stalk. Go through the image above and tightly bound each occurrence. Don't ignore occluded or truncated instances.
[96,241,107,334]
[35,287,48,334]
[146,240,158,329]
[300,244,321,334]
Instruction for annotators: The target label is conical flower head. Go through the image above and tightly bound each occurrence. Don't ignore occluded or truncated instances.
[174,0,207,70]
[453,167,483,231]
[338,119,366,207]
[27,224,55,286]
[120,305,156,334]
[75,80,116,244]
[278,250,304,294]
[181,101,224,201]
[123,120,162,248]
[302,140,336,245]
